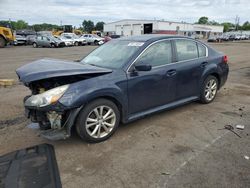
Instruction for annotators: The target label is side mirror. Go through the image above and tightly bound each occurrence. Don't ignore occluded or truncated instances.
[134,64,152,71]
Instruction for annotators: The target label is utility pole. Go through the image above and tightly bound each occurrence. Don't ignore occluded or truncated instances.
[235,15,240,31]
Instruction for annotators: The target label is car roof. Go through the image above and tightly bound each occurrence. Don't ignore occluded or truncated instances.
[118,34,194,42]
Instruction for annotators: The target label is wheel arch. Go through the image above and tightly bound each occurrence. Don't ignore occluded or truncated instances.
[0,34,7,41]
[0,34,7,47]
[83,95,125,123]
[66,95,126,136]
[210,72,221,89]
[200,64,221,90]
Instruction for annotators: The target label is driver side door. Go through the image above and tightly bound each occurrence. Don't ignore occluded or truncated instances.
[127,40,177,115]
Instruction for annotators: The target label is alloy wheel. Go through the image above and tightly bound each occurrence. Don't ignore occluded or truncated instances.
[204,79,217,101]
[85,105,116,139]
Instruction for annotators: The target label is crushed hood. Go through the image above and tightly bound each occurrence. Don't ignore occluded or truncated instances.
[16,58,112,84]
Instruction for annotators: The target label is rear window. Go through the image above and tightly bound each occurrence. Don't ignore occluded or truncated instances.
[175,39,198,61]
[197,43,207,57]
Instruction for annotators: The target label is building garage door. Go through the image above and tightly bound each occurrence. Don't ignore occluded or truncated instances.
[123,25,131,36]
[132,24,142,36]
[115,25,122,35]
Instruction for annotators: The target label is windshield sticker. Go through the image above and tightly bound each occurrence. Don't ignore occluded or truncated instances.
[128,42,144,47]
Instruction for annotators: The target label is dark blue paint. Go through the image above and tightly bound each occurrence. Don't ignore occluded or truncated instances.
[17,35,229,125]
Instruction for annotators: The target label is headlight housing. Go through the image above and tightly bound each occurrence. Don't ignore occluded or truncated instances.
[25,85,69,107]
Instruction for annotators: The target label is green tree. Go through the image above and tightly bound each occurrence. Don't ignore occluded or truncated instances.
[197,17,209,24]
[242,21,250,30]
[14,20,29,30]
[221,22,235,32]
[33,23,60,31]
[95,21,105,31]
[208,20,220,26]
[82,20,94,33]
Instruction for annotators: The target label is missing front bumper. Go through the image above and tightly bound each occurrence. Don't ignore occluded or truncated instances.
[25,106,83,140]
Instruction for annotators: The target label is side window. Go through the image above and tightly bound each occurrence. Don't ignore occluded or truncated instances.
[197,43,206,57]
[136,41,172,67]
[84,35,88,37]
[37,36,42,40]
[175,40,198,61]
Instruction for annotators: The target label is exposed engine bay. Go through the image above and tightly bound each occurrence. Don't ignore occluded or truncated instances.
[27,74,101,94]
[25,73,106,132]
[16,58,113,140]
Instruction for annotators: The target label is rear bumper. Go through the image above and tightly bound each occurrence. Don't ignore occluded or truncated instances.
[219,64,229,89]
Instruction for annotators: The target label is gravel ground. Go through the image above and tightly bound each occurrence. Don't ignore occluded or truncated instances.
[0,42,249,188]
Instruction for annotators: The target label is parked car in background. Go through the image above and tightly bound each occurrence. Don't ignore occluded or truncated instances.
[26,35,37,45]
[229,35,236,41]
[33,36,65,48]
[219,34,229,41]
[235,34,242,40]
[14,35,27,45]
[16,35,229,143]
[104,36,112,43]
[240,34,248,40]
[110,34,121,39]
[16,29,36,36]
[61,33,87,46]
[207,36,218,42]
[81,34,104,45]
[59,36,74,46]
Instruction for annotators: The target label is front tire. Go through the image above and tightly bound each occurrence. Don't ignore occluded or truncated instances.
[200,75,218,104]
[76,99,120,143]
[94,40,99,45]
[0,37,6,48]
[33,42,38,48]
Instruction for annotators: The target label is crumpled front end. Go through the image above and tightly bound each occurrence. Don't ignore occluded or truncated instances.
[16,58,113,140]
[23,84,79,140]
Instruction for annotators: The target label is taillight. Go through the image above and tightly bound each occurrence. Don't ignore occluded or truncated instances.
[223,55,228,63]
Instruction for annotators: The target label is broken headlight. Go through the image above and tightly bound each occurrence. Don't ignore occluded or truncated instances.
[25,85,69,107]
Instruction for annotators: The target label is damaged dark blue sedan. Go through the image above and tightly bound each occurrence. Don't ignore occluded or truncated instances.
[16,35,229,143]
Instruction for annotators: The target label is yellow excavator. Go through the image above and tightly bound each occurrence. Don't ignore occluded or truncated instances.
[52,25,83,36]
[0,26,15,48]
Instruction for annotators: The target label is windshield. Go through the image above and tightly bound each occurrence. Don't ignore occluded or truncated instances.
[93,34,101,38]
[49,36,60,41]
[64,36,72,39]
[81,40,143,69]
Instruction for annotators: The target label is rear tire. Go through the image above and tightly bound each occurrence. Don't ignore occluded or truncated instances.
[33,42,38,48]
[0,36,6,48]
[74,41,79,46]
[200,75,218,104]
[76,99,120,143]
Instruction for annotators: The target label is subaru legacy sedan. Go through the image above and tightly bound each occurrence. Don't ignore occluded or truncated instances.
[16,35,229,143]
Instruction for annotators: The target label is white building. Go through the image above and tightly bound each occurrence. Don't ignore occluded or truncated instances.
[104,19,224,38]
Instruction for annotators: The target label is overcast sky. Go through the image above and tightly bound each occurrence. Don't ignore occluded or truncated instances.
[0,0,249,26]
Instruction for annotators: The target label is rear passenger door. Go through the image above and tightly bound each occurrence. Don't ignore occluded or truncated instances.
[40,36,48,47]
[173,39,207,100]
[36,36,42,46]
